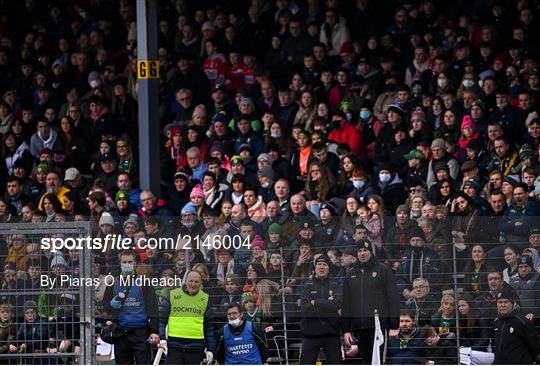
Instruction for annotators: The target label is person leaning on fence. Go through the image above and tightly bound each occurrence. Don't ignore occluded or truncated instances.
[342,239,400,364]
[299,255,343,365]
[215,302,268,365]
[0,302,16,355]
[492,288,539,365]
[159,270,216,365]
[102,250,160,365]
[12,300,56,365]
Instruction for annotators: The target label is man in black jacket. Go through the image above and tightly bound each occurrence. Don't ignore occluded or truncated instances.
[492,289,539,365]
[299,255,343,364]
[342,240,400,364]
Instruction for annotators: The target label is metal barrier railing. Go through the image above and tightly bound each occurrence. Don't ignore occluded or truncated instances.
[0,222,94,365]
[0,216,537,364]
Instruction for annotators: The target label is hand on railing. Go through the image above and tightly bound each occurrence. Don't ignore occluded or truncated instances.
[343,332,353,347]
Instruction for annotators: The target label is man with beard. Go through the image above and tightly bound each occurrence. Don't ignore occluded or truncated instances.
[38,170,70,210]
[387,311,425,364]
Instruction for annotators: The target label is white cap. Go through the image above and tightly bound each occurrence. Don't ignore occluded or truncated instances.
[64,167,80,181]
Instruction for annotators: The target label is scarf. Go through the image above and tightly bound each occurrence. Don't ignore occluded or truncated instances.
[38,129,56,149]
[216,259,236,284]
[6,142,29,175]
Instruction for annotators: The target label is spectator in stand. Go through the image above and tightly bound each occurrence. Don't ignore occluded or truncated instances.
[387,310,425,365]
[342,240,399,364]
[2,1,540,362]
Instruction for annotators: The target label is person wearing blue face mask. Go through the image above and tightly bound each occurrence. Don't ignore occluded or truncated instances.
[216,303,268,365]
[377,163,407,215]
[103,250,160,364]
[349,168,377,204]
[358,100,384,163]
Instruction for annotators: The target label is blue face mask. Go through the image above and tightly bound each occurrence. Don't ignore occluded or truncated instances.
[360,111,372,120]
[353,180,365,189]
[121,263,134,274]
[379,173,391,183]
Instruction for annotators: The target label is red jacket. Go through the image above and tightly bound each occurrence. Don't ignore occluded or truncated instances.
[328,122,366,162]
[226,61,247,91]
[202,53,227,87]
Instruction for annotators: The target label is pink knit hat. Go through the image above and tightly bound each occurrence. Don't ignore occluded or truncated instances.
[251,235,266,250]
[190,184,205,199]
[461,115,476,133]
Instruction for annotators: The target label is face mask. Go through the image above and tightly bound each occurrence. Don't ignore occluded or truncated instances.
[359,111,372,120]
[261,182,270,188]
[183,221,194,228]
[353,180,365,189]
[89,80,101,89]
[229,318,242,327]
[497,103,507,109]
[271,132,281,139]
[411,208,422,219]
[462,80,474,88]
[121,263,134,274]
[437,79,448,88]
[379,173,391,183]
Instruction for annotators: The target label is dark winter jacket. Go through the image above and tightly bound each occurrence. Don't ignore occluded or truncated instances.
[342,259,400,332]
[492,310,539,365]
[300,276,342,337]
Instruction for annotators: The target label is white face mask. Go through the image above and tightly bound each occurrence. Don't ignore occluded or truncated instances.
[261,182,270,188]
[89,80,101,89]
[462,80,474,88]
[437,79,448,88]
[271,132,281,139]
[228,318,241,327]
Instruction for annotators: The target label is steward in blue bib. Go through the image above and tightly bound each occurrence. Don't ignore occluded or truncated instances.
[216,304,268,365]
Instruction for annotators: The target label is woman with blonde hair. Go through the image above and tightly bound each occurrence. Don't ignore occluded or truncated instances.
[255,279,280,319]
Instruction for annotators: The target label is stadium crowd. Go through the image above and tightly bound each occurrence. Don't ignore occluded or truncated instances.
[0,0,540,364]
